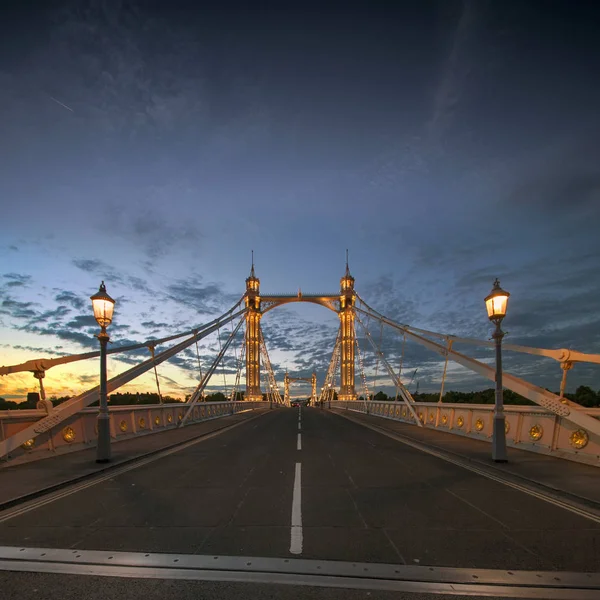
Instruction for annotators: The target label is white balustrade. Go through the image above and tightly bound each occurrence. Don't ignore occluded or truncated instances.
[329,401,600,467]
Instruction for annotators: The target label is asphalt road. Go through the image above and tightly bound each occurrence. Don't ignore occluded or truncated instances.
[0,406,598,598]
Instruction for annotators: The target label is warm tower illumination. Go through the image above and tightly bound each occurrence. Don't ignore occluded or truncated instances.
[338,252,357,401]
[245,254,263,402]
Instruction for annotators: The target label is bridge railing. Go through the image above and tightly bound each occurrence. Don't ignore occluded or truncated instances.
[329,400,600,467]
[0,401,273,462]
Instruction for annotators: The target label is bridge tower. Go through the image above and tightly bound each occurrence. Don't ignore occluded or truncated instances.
[311,371,317,404]
[338,257,357,400]
[245,260,262,402]
[284,371,290,405]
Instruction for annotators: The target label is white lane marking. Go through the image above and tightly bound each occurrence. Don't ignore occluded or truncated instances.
[290,462,302,555]
[297,433,302,451]
[298,422,301,431]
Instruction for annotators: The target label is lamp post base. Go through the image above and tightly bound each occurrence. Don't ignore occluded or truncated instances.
[96,415,112,463]
[492,414,508,462]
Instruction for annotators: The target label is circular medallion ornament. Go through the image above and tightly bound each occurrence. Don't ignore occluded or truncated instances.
[396,407,400,417]
[167,414,173,423]
[419,412,424,422]
[441,414,448,425]
[569,429,589,449]
[178,413,183,422]
[475,419,484,431]
[155,416,160,426]
[529,424,543,441]
[505,421,510,434]
[63,427,76,443]
[138,417,146,429]
[429,414,434,423]
[119,420,128,432]
[456,416,464,427]
[22,438,35,450]
[402,409,407,418]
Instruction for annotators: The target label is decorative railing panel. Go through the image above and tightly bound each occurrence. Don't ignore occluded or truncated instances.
[329,401,600,467]
[0,401,272,462]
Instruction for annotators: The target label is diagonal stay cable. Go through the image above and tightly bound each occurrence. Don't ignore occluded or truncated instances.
[355,311,422,427]
[179,315,245,427]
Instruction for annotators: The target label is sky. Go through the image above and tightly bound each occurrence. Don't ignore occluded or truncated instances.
[1,0,600,402]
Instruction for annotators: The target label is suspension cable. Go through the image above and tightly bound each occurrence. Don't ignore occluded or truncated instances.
[318,326,341,404]
[259,326,283,405]
[148,345,164,404]
[216,324,228,400]
[194,334,204,401]
[372,320,383,398]
[355,311,422,426]
[438,340,452,403]
[230,329,247,402]
[180,315,245,426]
[395,332,406,402]
[355,336,370,411]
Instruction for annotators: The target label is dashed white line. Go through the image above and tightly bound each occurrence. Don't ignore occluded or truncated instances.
[290,462,303,555]
[297,433,302,451]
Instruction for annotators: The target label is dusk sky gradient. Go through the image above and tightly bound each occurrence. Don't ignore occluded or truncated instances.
[1,0,599,401]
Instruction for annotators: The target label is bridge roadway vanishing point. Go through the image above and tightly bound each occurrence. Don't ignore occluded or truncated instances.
[1,406,599,600]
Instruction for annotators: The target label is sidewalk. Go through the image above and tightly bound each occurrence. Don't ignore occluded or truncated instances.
[332,408,600,509]
[0,408,269,509]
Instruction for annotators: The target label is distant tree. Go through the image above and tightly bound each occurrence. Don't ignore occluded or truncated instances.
[0,397,20,410]
[572,385,598,408]
[205,392,227,402]
[373,391,388,401]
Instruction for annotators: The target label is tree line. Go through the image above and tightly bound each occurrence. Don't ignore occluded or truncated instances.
[1,385,599,410]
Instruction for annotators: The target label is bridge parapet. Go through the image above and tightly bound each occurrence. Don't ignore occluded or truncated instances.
[0,401,272,463]
[329,401,600,467]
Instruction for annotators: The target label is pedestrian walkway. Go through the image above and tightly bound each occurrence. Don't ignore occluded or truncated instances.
[0,408,269,508]
[333,407,600,508]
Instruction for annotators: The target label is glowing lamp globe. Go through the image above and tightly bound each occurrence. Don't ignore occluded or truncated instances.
[485,279,510,321]
[91,281,115,329]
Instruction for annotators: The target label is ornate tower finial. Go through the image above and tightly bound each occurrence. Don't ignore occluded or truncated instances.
[345,249,349,276]
[250,249,255,277]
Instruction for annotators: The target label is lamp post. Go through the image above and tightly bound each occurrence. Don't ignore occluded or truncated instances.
[90,281,115,463]
[485,278,510,463]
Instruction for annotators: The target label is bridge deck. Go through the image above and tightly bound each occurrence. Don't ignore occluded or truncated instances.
[0,407,598,598]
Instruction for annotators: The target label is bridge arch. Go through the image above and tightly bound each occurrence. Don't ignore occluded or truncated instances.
[244,262,357,402]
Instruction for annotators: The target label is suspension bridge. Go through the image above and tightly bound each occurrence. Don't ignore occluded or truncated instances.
[0,260,599,599]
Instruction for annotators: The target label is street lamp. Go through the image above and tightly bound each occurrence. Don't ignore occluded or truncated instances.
[90,281,115,463]
[485,278,510,462]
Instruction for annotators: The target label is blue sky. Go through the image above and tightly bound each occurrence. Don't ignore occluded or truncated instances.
[1,0,599,401]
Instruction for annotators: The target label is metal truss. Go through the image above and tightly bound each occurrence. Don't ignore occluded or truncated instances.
[354,302,600,438]
[0,307,247,459]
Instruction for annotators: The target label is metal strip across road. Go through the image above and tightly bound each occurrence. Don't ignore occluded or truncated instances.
[0,547,598,598]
